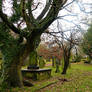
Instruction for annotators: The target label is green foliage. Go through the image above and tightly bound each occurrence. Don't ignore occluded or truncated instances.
[0,52,2,58]
[0,52,2,69]
[73,55,82,62]
[83,56,92,64]
[0,22,26,88]
[81,25,92,59]
[10,1,21,22]
[0,23,10,44]
[0,22,25,66]
[87,56,92,63]
[37,71,50,80]
[55,58,60,73]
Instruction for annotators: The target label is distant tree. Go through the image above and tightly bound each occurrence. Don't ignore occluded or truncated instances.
[55,57,60,73]
[37,44,50,59]
[37,43,63,66]
[60,33,80,74]
[47,29,80,74]
[81,25,92,62]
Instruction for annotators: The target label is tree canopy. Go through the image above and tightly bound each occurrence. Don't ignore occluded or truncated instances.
[82,25,92,59]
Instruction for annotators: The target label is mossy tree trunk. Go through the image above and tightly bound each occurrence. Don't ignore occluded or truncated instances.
[29,50,38,67]
[55,58,60,73]
[1,49,23,88]
[2,59,23,88]
[0,33,36,88]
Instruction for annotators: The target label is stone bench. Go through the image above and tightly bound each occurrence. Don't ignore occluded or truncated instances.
[21,68,52,80]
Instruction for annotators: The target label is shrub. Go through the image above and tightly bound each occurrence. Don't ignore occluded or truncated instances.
[73,55,82,62]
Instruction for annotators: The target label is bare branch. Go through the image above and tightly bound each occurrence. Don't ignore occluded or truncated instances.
[61,0,76,10]
[0,10,20,34]
[32,2,40,12]
[39,0,68,31]
[37,0,52,20]
[0,0,21,35]
[20,0,36,29]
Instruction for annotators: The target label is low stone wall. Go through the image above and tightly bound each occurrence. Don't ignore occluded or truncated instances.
[21,68,52,80]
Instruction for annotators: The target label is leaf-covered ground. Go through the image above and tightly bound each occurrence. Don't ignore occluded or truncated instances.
[36,63,92,92]
[3,62,92,92]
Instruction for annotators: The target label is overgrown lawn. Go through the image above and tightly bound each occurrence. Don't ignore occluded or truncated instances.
[3,62,92,92]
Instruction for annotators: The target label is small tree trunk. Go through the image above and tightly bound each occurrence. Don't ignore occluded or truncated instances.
[62,59,69,74]
[55,64,59,73]
[55,58,60,73]
[52,57,55,67]
[1,59,23,88]
[52,60,54,67]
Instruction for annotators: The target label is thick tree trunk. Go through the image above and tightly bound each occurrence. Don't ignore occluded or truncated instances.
[1,34,41,88]
[1,59,23,88]
[1,43,31,88]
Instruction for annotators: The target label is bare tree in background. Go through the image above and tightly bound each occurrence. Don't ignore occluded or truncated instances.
[60,31,80,74]
[45,23,81,74]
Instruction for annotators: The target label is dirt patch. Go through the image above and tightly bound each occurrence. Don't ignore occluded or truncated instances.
[36,78,69,92]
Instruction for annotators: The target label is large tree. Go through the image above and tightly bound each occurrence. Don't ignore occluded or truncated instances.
[0,0,67,88]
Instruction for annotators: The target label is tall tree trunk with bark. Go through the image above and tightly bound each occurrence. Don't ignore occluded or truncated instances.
[62,57,69,74]
[2,59,23,88]
[1,49,23,87]
[62,48,71,74]
[0,34,36,88]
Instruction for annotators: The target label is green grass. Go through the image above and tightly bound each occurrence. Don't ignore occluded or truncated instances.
[2,62,92,92]
[52,63,92,92]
